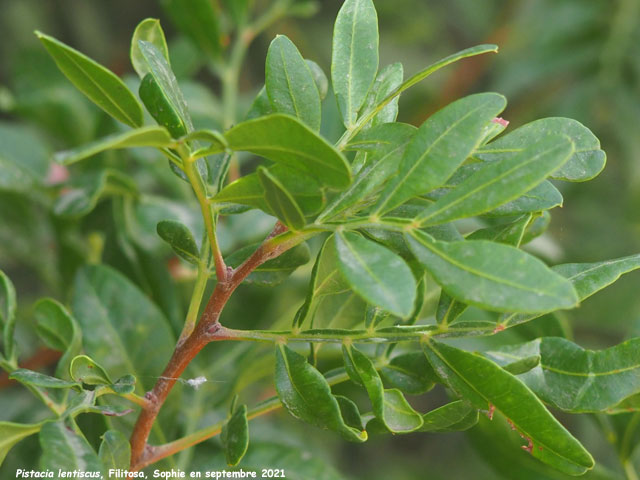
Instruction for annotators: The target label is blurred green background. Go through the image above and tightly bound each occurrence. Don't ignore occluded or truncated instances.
[1,0,639,478]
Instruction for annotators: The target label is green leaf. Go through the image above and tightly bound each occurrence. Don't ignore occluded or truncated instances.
[417,135,575,226]
[435,292,468,326]
[0,122,49,193]
[98,430,131,470]
[406,230,579,313]
[334,232,416,318]
[35,31,143,127]
[34,298,82,379]
[418,400,479,432]
[39,420,103,471]
[374,93,507,213]
[257,167,306,230]
[213,164,324,217]
[359,44,498,128]
[9,369,80,389]
[476,117,606,182]
[71,265,175,391]
[225,114,351,189]
[53,169,138,218]
[162,0,221,59]
[553,254,640,301]
[138,40,194,136]
[467,214,533,246]
[221,404,249,467]
[157,220,200,265]
[361,63,404,127]
[487,180,563,216]
[305,60,328,101]
[0,269,17,362]
[226,242,310,286]
[500,253,640,328]
[245,86,273,120]
[266,35,321,131]
[53,126,173,165]
[486,337,640,412]
[70,355,112,385]
[502,355,541,376]
[274,344,367,442]
[294,237,351,329]
[317,124,416,221]
[331,0,379,127]
[423,339,594,475]
[131,18,170,79]
[344,346,423,433]
[380,352,437,395]
[0,421,44,465]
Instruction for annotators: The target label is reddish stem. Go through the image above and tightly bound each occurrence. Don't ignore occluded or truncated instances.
[129,224,294,470]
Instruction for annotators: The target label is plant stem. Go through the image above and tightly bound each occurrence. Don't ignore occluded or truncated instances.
[134,365,357,469]
[182,155,227,282]
[128,226,308,470]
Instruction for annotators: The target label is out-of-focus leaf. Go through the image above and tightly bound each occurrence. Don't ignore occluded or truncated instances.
[39,420,103,471]
[162,0,221,59]
[34,298,82,379]
[332,0,379,127]
[476,117,606,182]
[0,421,44,465]
[334,231,416,318]
[0,122,49,193]
[266,35,321,131]
[131,18,170,79]
[407,230,579,313]
[157,220,200,265]
[53,169,137,218]
[225,114,351,189]
[36,32,143,127]
[221,404,249,467]
[374,93,506,213]
[53,126,173,165]
[71,265,175,391]
[0,269,17,362]
[98,430,130,470]
[275,344,367,442]
[423,339,594,475]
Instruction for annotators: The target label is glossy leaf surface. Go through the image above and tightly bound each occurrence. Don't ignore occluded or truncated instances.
[417,135,574,226]
[423,339,594,475]
[487,337,640,412]
[331,0,379,127]
[275,344,367,442]
[258,167,306,230]
[36,32,143,127]
[266,35,321,130]
[407,230,579,313]
[225,114,351,189]
[334,232,416,318]
[476,117,606,182]
[157,220,200,265]
[221,404,249,467]
[53,126,173,165]
[130,18,170,79]
[375,93,506,213]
